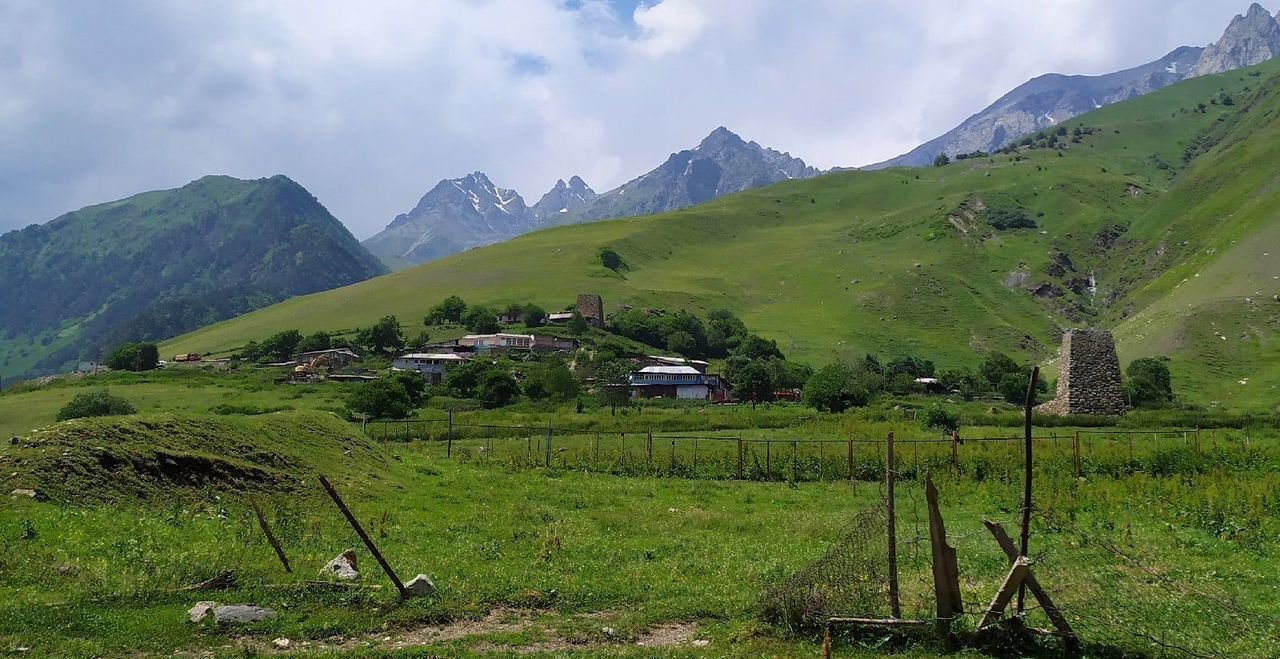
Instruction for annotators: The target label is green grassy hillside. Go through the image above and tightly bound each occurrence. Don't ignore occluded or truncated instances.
[166,61,1280,409]
[0,175,387,381]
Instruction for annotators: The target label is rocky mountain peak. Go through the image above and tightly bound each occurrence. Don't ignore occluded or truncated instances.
[1193,3,1280,76]
[695,126,747,153]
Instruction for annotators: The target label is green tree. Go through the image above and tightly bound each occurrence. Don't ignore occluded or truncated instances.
[462,305,500,334]
[425,295,468,325]
[1125,357,1173,407]
[765,357,812,391]
[56,390,137,421]
[567,310,589,334]
[251,329,302,362]
[406,330,431,350]
[979,353,1020,388]
[802,363,871,413]
[104,342,159,372]
[734,361,774,407]
[666,330,698,357]
[933,153,951,167]
[594,359,632,415]
[295,331,332,354]
[345,379,412,419]
[522,303,547,327]
[938,367,983,400]
[478,371,520,409]
[523,357,581,402]
[445,360,493,398]
[355,315,405,355]
[389,370,429,407]
[599,247,624,271]
[734,334,782,361]
[998,372,1036,405]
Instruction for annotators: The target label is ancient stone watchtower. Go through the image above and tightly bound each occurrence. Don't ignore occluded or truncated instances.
[575,293,605,328]
[1036,329,1126,416]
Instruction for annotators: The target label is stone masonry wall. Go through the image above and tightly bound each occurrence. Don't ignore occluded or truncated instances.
[1036,329,1127,416]
[576,293,605,327]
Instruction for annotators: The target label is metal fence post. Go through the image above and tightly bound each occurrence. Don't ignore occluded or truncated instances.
[951,431,959,469]
[766,440,771,480]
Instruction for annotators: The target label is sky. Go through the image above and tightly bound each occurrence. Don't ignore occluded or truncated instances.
[0,0,1268,239]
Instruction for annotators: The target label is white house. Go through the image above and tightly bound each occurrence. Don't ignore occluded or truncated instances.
[628,365,727,401]
[392,353,468,385]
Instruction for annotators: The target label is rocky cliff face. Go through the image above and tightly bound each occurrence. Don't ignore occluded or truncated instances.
[871,4,1280,169]
[530,175,597,223]
[548,127,819,227]
[1193,3,1280,76]
[366,127,817,265]
[363,171,536,264]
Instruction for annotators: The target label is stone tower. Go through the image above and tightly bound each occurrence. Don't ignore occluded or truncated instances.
[575,293,604,328]
[1036,329,1126,416]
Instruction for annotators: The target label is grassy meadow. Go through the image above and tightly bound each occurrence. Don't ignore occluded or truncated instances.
[3,366,1280,657]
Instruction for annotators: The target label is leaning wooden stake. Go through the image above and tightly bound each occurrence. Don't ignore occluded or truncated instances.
[1017,366,1039,615]
[926,478,962,633]
[247,495,292,573]
[886,431,901,619]
[983,520,1077,645]
[318,475,407,597]
[979,556,1030,629]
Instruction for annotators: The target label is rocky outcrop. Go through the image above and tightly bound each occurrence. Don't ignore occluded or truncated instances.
[531,176,597,223]
[1193,3,1280,76]
[1036,329,1126,416]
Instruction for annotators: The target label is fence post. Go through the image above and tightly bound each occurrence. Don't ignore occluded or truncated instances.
[1073,430,1081,478]
[1195,427,1201,454]
[447,410,453,458]
[646,425,653,467]
[595,432,600,463]
[1128,432,1134,463]
[766,440,771,481]
[847,439,855,481]
[886,431,901,619]
[737,438,745,479]
[791,441,798,482]
[951,431,960,470]
[545,419,553,468]
[1016,366,1039,615]
[692,437,698,473]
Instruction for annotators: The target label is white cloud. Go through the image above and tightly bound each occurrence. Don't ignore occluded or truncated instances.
[0,0,1264,238]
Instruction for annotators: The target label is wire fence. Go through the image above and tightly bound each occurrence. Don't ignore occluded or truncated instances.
[357,416,1269,483]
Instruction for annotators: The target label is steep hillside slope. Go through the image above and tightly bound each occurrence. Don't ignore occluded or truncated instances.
[873,3,1280,169]
[0,175,387,380]
[167,62,1280,408]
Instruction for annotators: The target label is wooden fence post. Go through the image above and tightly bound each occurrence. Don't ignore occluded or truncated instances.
[847,439,855,481]
[545,419,553,468]
[791,441,798,482]
[951,431,959,470]
[247,495,292,573]
[886,431,901,618]
[1073,430,1081,478]
[646,426,653,466]
[1195,426,1201,454]
[1128,431,1134,463]
[1017,366,1039,615]
[736,438,745,479]
[447,409,453,458]
[317,475,407,597]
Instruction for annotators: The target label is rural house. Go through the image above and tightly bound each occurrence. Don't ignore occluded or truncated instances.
[627,365,729,401]
[392,352,468,385]
[457,333,578,353]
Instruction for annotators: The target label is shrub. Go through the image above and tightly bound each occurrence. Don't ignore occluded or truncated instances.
[734,361,774,405]
[921,403,959,433]
[1126,357,1173,407]
[802,363,871,413]
[354,316,405,355]
[57,390,137,421]
[933,153,950,167]
[478,371,519,409]
[599,247,624,271]
[462,306,500,334]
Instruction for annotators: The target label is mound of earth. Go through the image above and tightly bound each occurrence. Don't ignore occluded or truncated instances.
[3,411,388,503]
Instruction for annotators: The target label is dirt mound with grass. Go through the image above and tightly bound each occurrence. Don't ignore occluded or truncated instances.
[3,411,390,502]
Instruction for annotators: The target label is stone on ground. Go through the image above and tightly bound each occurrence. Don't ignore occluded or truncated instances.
[321,550,359,580]
[10,489,37,498]
[213,604,277,625]
[187,601,218,623]
[272,638,291,649]
[404,573,437,597]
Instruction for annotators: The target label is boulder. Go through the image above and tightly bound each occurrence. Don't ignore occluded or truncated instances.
[272,638,291,649]
[213,604,277,625]
[187,601,218,623]
[10,489,37,498]
[321,550,359,580]
[404,573,437,597]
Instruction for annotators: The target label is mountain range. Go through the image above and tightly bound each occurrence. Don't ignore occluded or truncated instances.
[872,2,1280,168]
[0,175,386,380]
[167,56,1280,410]
[362,127,818,266]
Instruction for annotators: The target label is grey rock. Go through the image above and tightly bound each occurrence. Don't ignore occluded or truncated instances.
[404,573,437,597]
[213,604,277,625]
[531,175,597,224]
[187,601,218,623]
[1193,3,1280,76]
[321,550,359,581]
[10,489,37,498]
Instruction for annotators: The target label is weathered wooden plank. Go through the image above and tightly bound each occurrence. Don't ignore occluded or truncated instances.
[979,556,1029,629]
[926,478,962,626]
[982,520,1076,641]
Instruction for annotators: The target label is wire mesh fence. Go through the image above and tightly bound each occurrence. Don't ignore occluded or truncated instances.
[359,417,1270,483]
